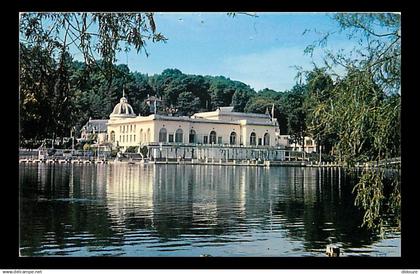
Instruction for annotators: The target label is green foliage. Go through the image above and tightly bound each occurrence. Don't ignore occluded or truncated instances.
[139,146,148,157]
[302,13,401,234]
[83,143,91,151]
[20,13,167,70]
[231,87,256,112]
[353,168,401,234]
[125,146,139,153]
[177,91,201,116]
[282,84,308,147]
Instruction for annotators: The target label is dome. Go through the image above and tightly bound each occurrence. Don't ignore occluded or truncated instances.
[109,96,136,119]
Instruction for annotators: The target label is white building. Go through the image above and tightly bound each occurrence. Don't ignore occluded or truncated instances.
[278,135,317,153]
[106,94,287,161]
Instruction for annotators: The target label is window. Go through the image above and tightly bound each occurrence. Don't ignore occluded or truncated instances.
[230,132,237,145]
[175,128,183,143]
[169,134,174,143]
[250,132,256,146]
[134,135,136,142]
[209,131,217,144]
[123,135,125,143]
[119,135,121,142]
[306,139,313,146]
[159,128,167,143]
[264,133,270,146]
[140,129,143,143]
[130,125,132,132]
[218,136,222,144]
[258,138,262,146]
[203,136,208,144]
[120,126,122,133]
[130,135,132,142]
[111,131,115,142]
[189,130,196,143]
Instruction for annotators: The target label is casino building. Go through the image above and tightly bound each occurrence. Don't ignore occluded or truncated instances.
[106,93,288,161]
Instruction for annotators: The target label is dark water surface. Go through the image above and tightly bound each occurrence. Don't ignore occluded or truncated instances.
[19,163,400,257]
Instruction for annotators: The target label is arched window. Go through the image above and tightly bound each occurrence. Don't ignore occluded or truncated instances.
[140,129,143,143]
[159,128,167,143]
[250,132,256,146]
[110,131,115,142]
[175,128,183,143]
[189,130,196,143]
[209,131,217,144]
[146,128,150,143]
[230,132,237,145]
[264,133,270,146]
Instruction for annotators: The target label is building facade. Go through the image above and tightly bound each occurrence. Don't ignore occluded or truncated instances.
[80,118,108,144]
[103,94,290,161]
[278,135,318,153]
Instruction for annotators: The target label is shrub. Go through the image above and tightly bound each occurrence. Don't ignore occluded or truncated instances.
[125,146,139,153]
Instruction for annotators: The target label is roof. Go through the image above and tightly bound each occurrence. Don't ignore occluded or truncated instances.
[82,119,108,132]
[110,96,136,119]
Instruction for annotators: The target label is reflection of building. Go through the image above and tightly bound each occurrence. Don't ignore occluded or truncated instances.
[80,118,108,144]
[105,164,155,225]
[105,93,288,161]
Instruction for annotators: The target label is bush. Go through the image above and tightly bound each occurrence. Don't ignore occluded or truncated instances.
[125,146,139,153]
[110,149,119,157]
[83,143,91,151]
[140,146,148,157]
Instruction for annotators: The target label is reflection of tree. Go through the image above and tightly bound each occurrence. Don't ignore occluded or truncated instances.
[274,167,379,251]
[20,164,124,255]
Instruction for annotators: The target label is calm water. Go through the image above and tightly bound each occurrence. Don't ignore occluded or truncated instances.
[19,163,400,257]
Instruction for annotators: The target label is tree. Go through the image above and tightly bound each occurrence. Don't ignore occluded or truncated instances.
[304,13,401,233]
[177,91,201,116]
[231,87,256,112]
[20,13,166,72]
[208,76,236,109]
[282,84,308,152]
[303,67,337,154]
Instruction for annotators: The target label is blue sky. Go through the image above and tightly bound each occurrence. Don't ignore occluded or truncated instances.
[72,12,361,92]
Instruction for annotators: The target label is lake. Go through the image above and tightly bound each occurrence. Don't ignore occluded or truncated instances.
[19,163,400,257]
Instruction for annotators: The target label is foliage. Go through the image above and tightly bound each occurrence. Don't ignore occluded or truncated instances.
[20,13,167,71]
[177,91,201,116]
[83,143,91,151]
[125,146,139,153]
[304,67,339,154]
[303,13,401,233]
[353,168,401,234]
[281,84,308,149]
[139,146,148,158]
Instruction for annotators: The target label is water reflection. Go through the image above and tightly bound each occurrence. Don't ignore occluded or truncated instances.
[19,163,400,256]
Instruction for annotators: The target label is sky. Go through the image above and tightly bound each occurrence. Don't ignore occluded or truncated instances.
[70,12,362,92]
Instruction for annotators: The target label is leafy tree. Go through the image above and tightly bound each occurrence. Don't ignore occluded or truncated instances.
[20,13,166,72]
[176,91,201,116]
[282,84,308,151]
[208,76,236,110]
[231,87,256,112]
[303,67,337,154]
[304,13,401,233]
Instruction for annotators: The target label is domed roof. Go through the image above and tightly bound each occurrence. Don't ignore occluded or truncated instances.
[109,95,136,119]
